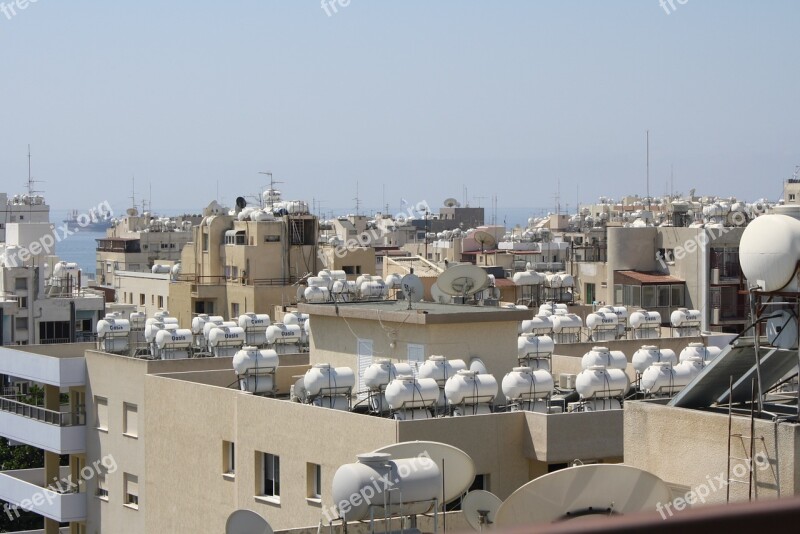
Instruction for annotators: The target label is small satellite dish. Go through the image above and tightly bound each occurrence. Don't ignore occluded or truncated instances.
[472,230,497,251]
[373,441,475,504]
[431,283,449,303]
[469,357,489,375]
[225,510,273,534]
[494,464,672,527]
[444,197,460,208]
[463,490,502,531]
[401,274,424,303]
[436,265,490,298]
[296,286,306,302]
[236,197,247,210]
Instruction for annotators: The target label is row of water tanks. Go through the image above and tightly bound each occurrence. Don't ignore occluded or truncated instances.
[304,271,389,302]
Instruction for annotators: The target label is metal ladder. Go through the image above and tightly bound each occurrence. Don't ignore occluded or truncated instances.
[726,376,757,502]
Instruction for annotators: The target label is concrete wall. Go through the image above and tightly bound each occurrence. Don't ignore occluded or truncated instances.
[624,401,799,505]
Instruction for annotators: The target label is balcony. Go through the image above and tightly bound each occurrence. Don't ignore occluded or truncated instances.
[0,467,87,523]
[0,397,85,454]
[0,346,86,388]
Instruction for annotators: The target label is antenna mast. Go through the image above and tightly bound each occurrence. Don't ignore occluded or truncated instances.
[25,145,44,196]
[646,130,651,210]
[258,171,282,209]
[354,181,361,216]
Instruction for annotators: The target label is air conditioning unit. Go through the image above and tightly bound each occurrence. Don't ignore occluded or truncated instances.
[559,373,577,390]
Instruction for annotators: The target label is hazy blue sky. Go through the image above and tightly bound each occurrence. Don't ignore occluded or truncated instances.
[1,0,799,219]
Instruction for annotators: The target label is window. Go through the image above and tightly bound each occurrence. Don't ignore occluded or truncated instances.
[18,297,27,309]
[139,294,145,305]
[96,474,109,500]
[14,278,27,290]
[124,473,139,508]
[671,285,685,307]
[106,263,112,273]
[231,303,240,318]
[15,317,27,331]
[123,403,138,438]
[342,265,362,275]
[657,285,671,307]
[158,296,164,308]
[259,453,280,500]
[356,339,373,400]
[202,233,209,251]
[307,463,321,500]
[790,194,796,202]
[642,286,656,308]
[223,441,235,476]
[265,235,280,243]
[96,396,109,431]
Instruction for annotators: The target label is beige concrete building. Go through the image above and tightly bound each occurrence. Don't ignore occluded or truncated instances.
[112,271,171,318]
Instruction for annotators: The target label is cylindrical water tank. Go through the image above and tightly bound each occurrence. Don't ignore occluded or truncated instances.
[560,274,575,287]
[304,286,330,303]
[208,326,246,347]
[632,346,678,374]
[512,271,545,286]
[96,319,131,338]
[385,376,439,409]
[191,314,210,334]
[151,264,171,274]
[551,313,583,333]
[363,359,414,389]
[640,362,698,395]
[360,280,387,298]
[155,329,193,349]
[266,323,302,345]
[517,334,555,358]
[145,322,175,343]
[232,347,279,374]
[545,273,563,288]
[332,280,357,295]
[129,312,146,329]
[502,367,554,401]
[238,313,271,330]
[328,270,347,281]
[630,311,662,329]
[282,312,308,327]
[418,356,467,386]
[331,453,442,521]
[539,303,568,314]
[303,364,356,396]
[355,274,373,286]
[307,276,329,288]
[679,342,721,363]
[201,319,225,339]
[670,308,702,327]
[520,316,552,334]
[444,370,498,405]
[575,366,629,398]
[385,274,402,288]
[581,347,627,370]
[586,312,619,331]
[599,306,629,321]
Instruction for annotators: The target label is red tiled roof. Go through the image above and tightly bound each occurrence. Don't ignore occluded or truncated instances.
[617,270,684,284]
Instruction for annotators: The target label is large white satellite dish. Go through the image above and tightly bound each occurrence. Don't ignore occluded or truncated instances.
[372,441,475,504]
[494,464,672,527]
[431,283,449,304]
[463,490,502,531]
[472,230,497,251]
[225,510,273,534]
[444,197,460,208]
[436,265,490,298]
[401,273,424,304]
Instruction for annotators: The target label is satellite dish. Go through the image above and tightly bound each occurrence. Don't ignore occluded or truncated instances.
[444,197,460,208]
[225,510,273,534]
[469,357,489,375]
[436,265,490,297]
[296,286,306,302]
[431,283,449,304]
[401,274,424,303]
[494,464,672,527]
[372,441,475,504]
[463,490,502,531]
[236,197,247,210]
[473,230,497,251]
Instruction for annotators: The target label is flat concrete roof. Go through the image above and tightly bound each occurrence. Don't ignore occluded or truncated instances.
[299,299,531,324]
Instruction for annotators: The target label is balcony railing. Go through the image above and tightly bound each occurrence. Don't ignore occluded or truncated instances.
[39,333,97,345]
[0,397,85,427]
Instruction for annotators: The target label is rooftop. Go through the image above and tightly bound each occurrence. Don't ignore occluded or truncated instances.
[299,299,532,324]
[616,270,684,284]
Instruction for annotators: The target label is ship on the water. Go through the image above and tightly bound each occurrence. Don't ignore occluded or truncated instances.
[62,208,113,232]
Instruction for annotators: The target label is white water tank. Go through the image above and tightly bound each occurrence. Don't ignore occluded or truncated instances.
[385,274,402,288]
[266,323,302,345]
[418,356,467,386]
[586,312,619,331]
[208,326,245,347]
[332,280,357,295]
[129,312,146,330]
[145,322,177,343]
[363,359,414,389]
[502,367,554,401]
[520,316,553,335]
[97,318,131,338]
[201,318,226,340]
[545,273,563,288]
[53,261,80,277]
[332,453,442,521]
[513,271,545,286]
[444,370,498,405]
[740,214,800,292]
[233,347,279,394]
[282,312,308,327]
[307,276,330,289]
[360,280,388,299]
[151,264,171,274]
[155,329,192,349]
[640,362,699,395]
[670,308,702,327]
[679,342,722,363]
[575,366,629,398]
[539,303,567,314]
[517,334,555,358]
[632,346,678,374]
[304,286,330,303]
[551,313,583,333]
[599,306,629,321]
[581,347,627,370]
[238,313,271,330]
[630,311,662,329]
[303,364,356,396]
[385,376,439,409]
[191,314,211,334]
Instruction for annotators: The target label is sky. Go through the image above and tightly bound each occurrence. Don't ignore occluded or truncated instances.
[1,0,799,221]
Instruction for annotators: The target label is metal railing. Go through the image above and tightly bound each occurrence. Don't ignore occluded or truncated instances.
[0,396,85,427]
